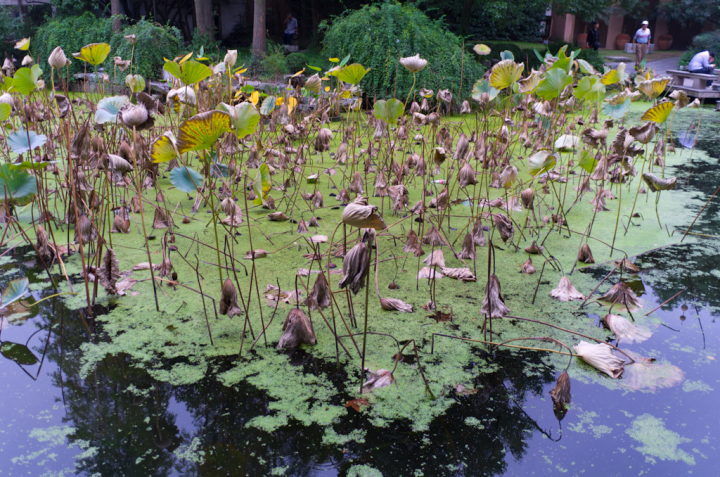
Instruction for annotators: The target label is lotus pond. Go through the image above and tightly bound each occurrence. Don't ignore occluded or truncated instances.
[0,45,718,475]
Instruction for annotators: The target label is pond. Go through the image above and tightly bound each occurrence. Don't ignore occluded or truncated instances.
[2,108,720,476]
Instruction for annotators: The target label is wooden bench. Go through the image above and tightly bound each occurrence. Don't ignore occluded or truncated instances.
[667,69,720,100]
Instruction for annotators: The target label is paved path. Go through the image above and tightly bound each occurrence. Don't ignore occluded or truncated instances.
[646,56,681,76]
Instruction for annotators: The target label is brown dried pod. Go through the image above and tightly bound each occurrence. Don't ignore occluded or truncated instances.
[97,248,120,294]
[314,128,332,153]
[524,241,543,254]
[278,307,317,349]
[74,214,97,244]
[422,225,446,247]
[297,219,309,233]
[458,233,475,260]
[305,273,331,311]
[348,171,364,194]
[219,278,244,318]
[549,372,571,421]
[403,230,423,257]
[521,257,536,274]
[182,216,191,224]
[550,276,585,301]
[481,274,510,318]
[493,214,513,243]
[380,297,414,313]
[342,196,386,230]
[472,218,486,247]
[268,211,289,221]
[339,242,370,295]
[308,216,320,227]
[521,188,534,210]
[577,243,594,263]
[112,214,130,233]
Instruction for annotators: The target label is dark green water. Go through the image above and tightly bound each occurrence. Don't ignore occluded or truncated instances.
[2,113,720,476]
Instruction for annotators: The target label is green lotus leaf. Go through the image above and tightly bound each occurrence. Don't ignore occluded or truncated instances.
[602,97,631,119]
[337,63,370,85]
[72,43,111,66]
[527,150,557,177]
[95,95,129,124]
[473,44,491,55]
[125,74,145,93]
[151,131,179,163]
[177,110,230,153]
[472,79,499,102]
[1,277,29,309]
[7,129,47,154]
[574,76,605,102]
[535,68,573,100]
[500,50,514,61]
[0,163,37,199]
[13,65,42,96]
[9,161,55,171]
[260,96,276,116]
[163,59,213,86]
[490,60,523,91]
[218,102,260,140]
[576,59,598,75]
[170,166,203,193]
[578,150,598,174]
[373,98,404,124]
[0,103,11,121]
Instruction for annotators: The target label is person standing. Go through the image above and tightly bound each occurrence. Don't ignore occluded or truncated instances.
[283,12,298,46]
[587,21,600,50]
[633,21,651,68]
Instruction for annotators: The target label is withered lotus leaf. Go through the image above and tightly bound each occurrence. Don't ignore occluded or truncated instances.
[423,249,445,268]
[597,282,642,311]
[339,242,370,295]
[549,371,571,421]
[577,243,594,263]
[521,257,536,274]
[642,173,676,192]
[602,314,651,343]
[277,308,316,349]
[380,297,414,313]
[305,273,331,311]
[219,278,244,318]
[441,267,476,282]
[573,341,624,378]
[550,276,584,301]
[359,368,395,394]
[341,196,386,230]
[481,274,510,318]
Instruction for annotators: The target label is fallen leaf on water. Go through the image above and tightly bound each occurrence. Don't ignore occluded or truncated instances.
[345,398,370,412]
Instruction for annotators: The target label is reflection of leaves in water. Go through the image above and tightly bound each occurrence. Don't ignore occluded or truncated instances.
[0,341,37,365]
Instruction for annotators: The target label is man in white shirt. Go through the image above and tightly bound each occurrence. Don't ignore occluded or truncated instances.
[688,50,716,86]
[633,20,651,68]
[284,13,298,46]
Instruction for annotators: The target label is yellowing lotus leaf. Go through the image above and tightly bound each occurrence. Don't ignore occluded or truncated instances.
[636,77,671,99]
[601,63,627,85]
[473,44,491,56]
[72,43,111,66]
[151,131,179,163]
[518,72,541,94]
[640,101,673,124]
[490,60,523,90]
[337,63,370,85]
[15,38,30,51]
[177,110,231,153]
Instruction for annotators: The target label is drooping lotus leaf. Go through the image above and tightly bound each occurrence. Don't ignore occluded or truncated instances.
[217,102,260,139]
[490,60,523,90]
[636,77,671,99]
[373,98,404,124]
[629,121,659,144]
[0,102,10,121]
[640,101,673,124]
[554,134,580,152]
[473,44,491,55]
[602,314,651,343]
[577,149,598,174]
[12,65,42,96]
[336,63,370,85]
[95,95,129,124]
[1,277,29,309]
[125,74,145,93]
[15,38,30,51]
[253,163,271,206]
[600,63,627,85]
[527,150,557,177]
[151,131,179,163]
[574,76,605,102]
[0,341,37,365]
[260,96,276,116]
[472,79,498,102]
[535,68,573,100]
[163,59,213,85]
[72,43,111,66]
[169,165,203,193]
[642,173,677,192]
[0,164,37,199]
[7,129,47,154]
[575,58,598,75]
[517,72,541,94]
[177,110,230,153]
[499,50,514,61]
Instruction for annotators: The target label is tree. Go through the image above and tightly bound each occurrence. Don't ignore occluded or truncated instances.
[111,0,121,32]
[194,0,215,40]
[659,0,720,28]
[252,0,266,58]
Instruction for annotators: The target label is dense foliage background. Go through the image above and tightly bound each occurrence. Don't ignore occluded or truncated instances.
[321,2,485,101]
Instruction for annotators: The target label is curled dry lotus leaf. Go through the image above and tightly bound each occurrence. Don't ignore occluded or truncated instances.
[459,233,475,260]
[629,121,659,145]
[277,308,316,349]
[549,371,571,421]
[399,54,427,73]
[602,314,651,344]
[305,273,331,311]
[458,162,477,188]
[524,241,543,254]
[577,243,594,263]
[360,368,395,394]
[440,267,476,282]
[219,278,244,318]
[339,242,370,295]
[423,250,445,268]
[341,196,386,230]
[550,276,584,301]
[493,214,513,243]
[380,297,414,313]
[97,248,120,294]
[573,341,624,379]
[422,225,446,247]
[268,212,289,221]
[418,267,443,279]
[597,282,642,311]
[403,230,422,256]
[481,274,510,318]
[642,173,676,192]
[521,258,536,274]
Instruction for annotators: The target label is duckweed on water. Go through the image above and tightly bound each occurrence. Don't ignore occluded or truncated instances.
[626,414,696,465]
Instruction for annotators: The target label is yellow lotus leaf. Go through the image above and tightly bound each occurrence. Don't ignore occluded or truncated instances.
[601,63,627,85]
[151,131,179,163]
[490,59,523,90]
[518,72,541,94]
[640,101,674,124]
[636,77,671,99]
[250,90,259,105]
[287,97,298,114]
[178,52,193,64]
[177,110,231,153]
[72,43,111,66]
[275,97,284,106]
[329,58,339,63]
[15,38,30,51]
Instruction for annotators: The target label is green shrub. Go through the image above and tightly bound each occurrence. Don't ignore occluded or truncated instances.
[260,42,289,79]
[33,12,114,77]
[188,29,225,62]
[106,19,183,80]
[576,48,605,72]
[679,31,720,66]
[320,2,484,101]
[286,52,308,73]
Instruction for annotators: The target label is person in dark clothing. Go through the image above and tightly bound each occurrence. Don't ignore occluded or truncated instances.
[587,21,600,50]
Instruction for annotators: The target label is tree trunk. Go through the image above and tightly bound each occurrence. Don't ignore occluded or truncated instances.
[194,0,215,39]
[459,0,474,36]
[111,0,122,32]
[252,0,267,58]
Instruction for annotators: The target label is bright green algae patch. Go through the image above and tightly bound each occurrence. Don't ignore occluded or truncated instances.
[63,103,705,442]
[626,414,696,465]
